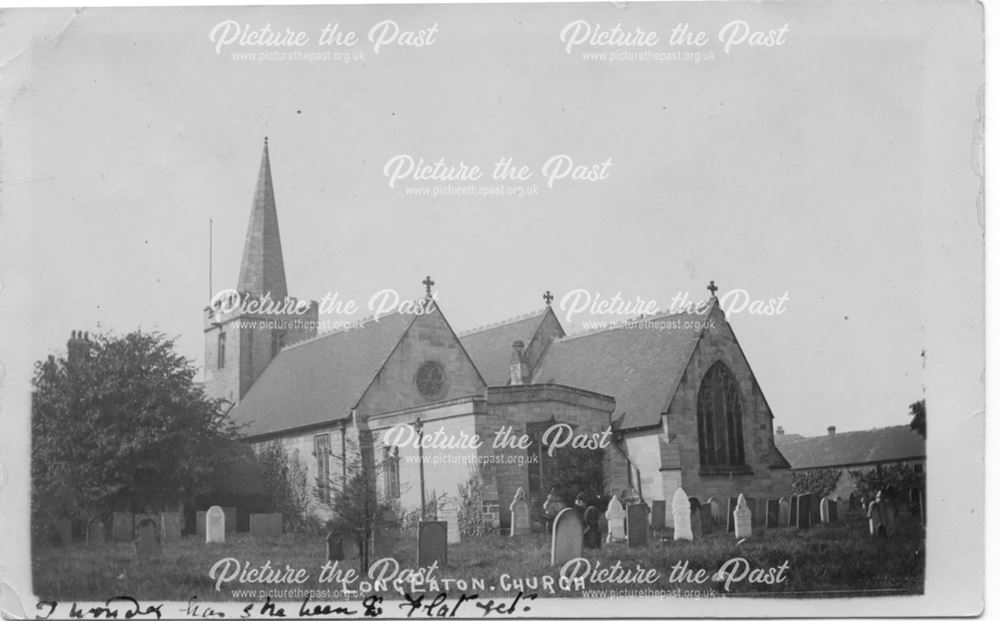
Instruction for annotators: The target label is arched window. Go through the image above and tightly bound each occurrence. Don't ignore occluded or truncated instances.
[697,362,746,469]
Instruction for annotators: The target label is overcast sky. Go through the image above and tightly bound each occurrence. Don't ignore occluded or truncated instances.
[16,2,982,436]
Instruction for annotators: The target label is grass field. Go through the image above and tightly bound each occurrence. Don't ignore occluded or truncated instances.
[33,513,923,603]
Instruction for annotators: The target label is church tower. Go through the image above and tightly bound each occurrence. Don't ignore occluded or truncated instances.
[203,138,318,405]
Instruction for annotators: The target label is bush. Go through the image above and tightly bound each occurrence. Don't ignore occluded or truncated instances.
[457,469,496,537]
[256,441,315,533]
[791,468,842,499]
[849,463,925,508]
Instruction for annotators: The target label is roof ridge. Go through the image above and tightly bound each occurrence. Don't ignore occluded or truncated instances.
[458,307,547,337]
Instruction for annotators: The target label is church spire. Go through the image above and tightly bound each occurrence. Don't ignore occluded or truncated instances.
[237,137,288,300]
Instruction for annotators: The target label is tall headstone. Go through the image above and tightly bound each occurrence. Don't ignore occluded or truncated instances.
[700,502,714,535]
[796,494,812,529]
[206,505,225,543]
[820,498,831,523]
[134,517,161,560]
[766,499,781,529]
[583,506,601,549]
[689,499,703,539]
[112,512,133,542]
[550,508,584,566]
[809,494,821,526]
[745,497,758,528]
[707,498,721,527]
[788,496,799,527]
[733,494,752,539]
[605,495,626,543]
[250,513,283,539]
[828,498,839,523]
[223,506,237,533]
[418,521,448,567]
[671,488,693,541]
[87,517,106,546]
[778,497,790,528]
[196,511,207,538]
[868,494,889,538]
[726,497,738,533]
[626,504,649,548]
[509,487,530,537]
[650,500,667,535]
[439,499,460,544]
[160,512,182,544]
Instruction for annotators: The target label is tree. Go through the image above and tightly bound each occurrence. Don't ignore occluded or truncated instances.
[909,399,926,438]
[31,330,241,540]
[255,440,317,533]
[848,463,925,508]
[549,446,606,507]
[791,468,842,498]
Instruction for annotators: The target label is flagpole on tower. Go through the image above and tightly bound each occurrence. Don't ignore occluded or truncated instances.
[209,218,214,302]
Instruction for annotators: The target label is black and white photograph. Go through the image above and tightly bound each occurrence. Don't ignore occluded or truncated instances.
[0,1,986,618]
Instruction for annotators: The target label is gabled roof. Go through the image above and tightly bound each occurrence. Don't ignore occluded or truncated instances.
[774,425,925,470]
[459,309,548,386]
[531,310,708,430]
[229,311,415,437]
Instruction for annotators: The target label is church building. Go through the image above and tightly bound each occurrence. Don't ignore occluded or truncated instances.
[206,139,793,529]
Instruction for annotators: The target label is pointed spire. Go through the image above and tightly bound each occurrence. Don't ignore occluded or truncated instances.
[237,137,288,300]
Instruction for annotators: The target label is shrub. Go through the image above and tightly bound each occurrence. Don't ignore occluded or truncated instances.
[457,469,496,537]
[791,468,842,499]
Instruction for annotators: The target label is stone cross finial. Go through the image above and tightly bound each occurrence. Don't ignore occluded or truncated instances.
[422,275,435,298]
[707,280,719,297]
[543,290,554,305]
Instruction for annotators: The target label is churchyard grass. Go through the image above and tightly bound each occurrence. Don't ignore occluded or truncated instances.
[33,513,922,602]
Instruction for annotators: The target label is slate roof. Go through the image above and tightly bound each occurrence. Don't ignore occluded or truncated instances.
[531,310,708,430]
[774,425,925,469]
[459,309,548,386]
[229,311,415,438]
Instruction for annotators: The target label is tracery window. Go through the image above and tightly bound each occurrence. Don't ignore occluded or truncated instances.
[697,362,746,469]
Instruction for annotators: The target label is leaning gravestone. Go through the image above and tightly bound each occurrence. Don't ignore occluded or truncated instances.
[707,498,721,527]
[689,499,703,539]
[550,508,584,566]
[820,498,830,523]
[626,504,649,548]
[134,517,161,560]
[650,500,667,536]
[223,507,237,533]
[206,505,225,543]
[250,513,283,539]
[112,512,134,542]
[733,494,752,539]
[766,498,781,529]
[87,517,106,546]
[671,488,693,541]
[160,512,182,544]
[583,506,601,549]
[439,499,460,544]
[196,511,207,538]
[726,497,738,533]
[605,495,627,543]
[700,502,714,535]
[509,487,530,536]
[418,521,448,567]
[778,497,790,528]
[796,494,812,529]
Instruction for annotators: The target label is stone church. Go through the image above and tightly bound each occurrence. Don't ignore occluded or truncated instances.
[206,139,793,529]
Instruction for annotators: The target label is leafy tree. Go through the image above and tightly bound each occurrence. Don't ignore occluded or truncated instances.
[548,446,606,507]
[849,463,925,508]
[791,468,842,498]
[31,330,241,541]
[255,441,318,533]
[909,399,926,438]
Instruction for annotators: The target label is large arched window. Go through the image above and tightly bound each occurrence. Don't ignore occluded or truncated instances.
[697,362,746,469]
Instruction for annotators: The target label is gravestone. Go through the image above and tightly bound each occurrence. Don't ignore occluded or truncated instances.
[726,497,738,533]
[605,495,626,543]
[509,487,530,536]
[223,507,237,533]
[160,512,182,544]
[418,521,448,567]
[868,495,889,538]
[788,496,799,527]
[828,498,839,523]
[112,512,133,542]
[778,497,790,528]
[626,504,649,548]
[820,498,830,523]
[733,494,752,539]
[883,499,897,536]
[550,507,584,566]
[598,515,608,538]
[796,494,812,529]
[707,498,721,527]
[196,511,207,538]
[671,488,693,541]
[766,499,781,529]
[689,499,703,539]
[250,513,283,539]
[87,517,106,546]
[134,517,161,560]
[134,513,158,539]
[326,532,344,561]
[809,494,821,525]
[439,499,460,544]
[583,506,601,549]
[543,490,565,519]
[650,500,667,535]
[206,505,225,543]
[373,523,401,557]
[700,502,714,535]
[745,497,758,528]
[849,492,860,512]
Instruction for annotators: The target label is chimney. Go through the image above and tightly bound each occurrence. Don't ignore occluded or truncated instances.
[67,329,92,363]
[509,340,529,385]
[827,426,836,436]
[776,426,785,436]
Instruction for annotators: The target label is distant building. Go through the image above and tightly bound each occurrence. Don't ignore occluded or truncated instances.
[774,425,925,501]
